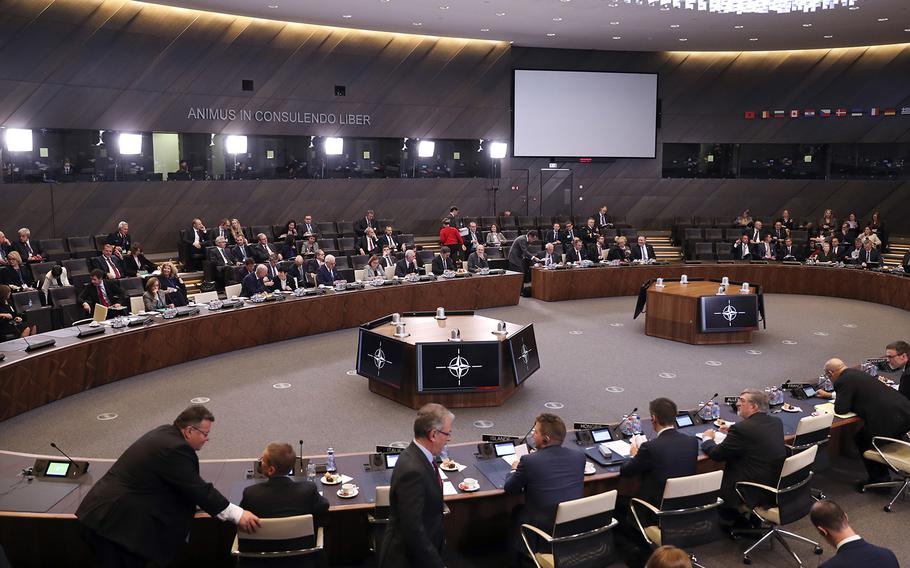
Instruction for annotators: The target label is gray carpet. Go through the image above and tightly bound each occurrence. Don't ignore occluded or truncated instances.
[3,293,909,566]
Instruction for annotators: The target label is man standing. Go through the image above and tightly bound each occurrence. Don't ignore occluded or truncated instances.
[810,500,898,567]
[438,218,465,263]
[508,231,538,277]
[379,404,454,568]
[819,358,910,486]
[354,209,378,238]
[700,389,786,525]
[76,405,260,567]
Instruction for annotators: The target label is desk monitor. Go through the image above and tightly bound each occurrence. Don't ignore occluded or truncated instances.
[802,385,817,398]
[494,441,516,457]
[698,295,758,333]
[507,324,540,385]
[591,427,613,443]
[417,342,500,393]
[384,453,399,469]
[675,413,694,428]
[356,329,405,388]
[44,461,71,477]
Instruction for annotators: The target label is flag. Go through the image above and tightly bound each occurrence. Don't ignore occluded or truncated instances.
[850,108,864,117]
[804,109,816,117]
[774,109,786,118]
[884,108,897,116]
[820,109,832,118]
[870,107,879,117]
[901,106,910,115]
[744,111,756,120]
[790,110,800,118]
[761,110,770,119]
[835,108,847,117]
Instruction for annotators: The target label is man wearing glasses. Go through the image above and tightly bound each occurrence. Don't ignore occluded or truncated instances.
[700,389,786,529]
[380,403,453,568]
[77,405,261,567]
[883,341,910,401]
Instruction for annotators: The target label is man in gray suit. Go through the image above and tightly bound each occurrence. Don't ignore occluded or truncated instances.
[508,230,538,277]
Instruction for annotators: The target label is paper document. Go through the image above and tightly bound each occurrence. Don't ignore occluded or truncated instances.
[696,431,727,444]
[814,403,857,419]
[600,440,632,458]
[442,481,458,496]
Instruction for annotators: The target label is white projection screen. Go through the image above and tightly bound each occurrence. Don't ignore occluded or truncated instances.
[512,69,658,159]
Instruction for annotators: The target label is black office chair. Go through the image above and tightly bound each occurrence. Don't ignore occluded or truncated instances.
[367,486,390,557]
[11,290,54,332]
[118,277,145,298]
[860,436,910,512]
[39,239,69,261]
[66,236,98,259]
[62,258,91,276]
[49,286,83,328]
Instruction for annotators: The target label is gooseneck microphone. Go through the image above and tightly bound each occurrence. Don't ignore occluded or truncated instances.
[612,407,639,437]
[51,441,87,474]
[693,393,719,420]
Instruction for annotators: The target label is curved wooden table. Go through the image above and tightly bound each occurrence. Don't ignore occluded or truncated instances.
[0,273,523,422]
[532,262,910,309]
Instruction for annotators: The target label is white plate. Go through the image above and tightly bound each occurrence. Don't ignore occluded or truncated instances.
[584,465,596,476]
[321,475,342,485]
[337,488,359,499]
[714,420,733,428]
[781,405,800,413]
[440,463,459,472]
[458,483,480,493]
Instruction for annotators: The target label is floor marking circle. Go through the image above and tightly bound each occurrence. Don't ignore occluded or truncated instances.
[190,397,210,404]
[97,413,118,421]
[273,383,292,389]
[473,420,495,429]
[544,402,564,409]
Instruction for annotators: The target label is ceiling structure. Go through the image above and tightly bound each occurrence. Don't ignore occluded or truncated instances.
[148,0,910,52]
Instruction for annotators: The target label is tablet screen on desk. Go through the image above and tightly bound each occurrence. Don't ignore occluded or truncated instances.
[384,453,399,469]
[45,461,70,477]
[494,442,516,457]
[675,413,694,428]
[592,428,613,443]
[803,385,817,398]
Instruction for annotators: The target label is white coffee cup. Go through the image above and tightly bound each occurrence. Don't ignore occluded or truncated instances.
[721,276,730,286]
[341,483,357,496]
[463,477,479,489]
[680,274,688,284]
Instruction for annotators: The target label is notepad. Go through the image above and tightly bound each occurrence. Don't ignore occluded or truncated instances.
[814,403,857,419]
[442,481,458,496]
[696,431,727,445]
[601,440,632,458]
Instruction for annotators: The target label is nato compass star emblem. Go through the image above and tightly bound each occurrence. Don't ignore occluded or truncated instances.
[518,341,533,370]
[714,300,746,327]
[370,342,391,375]
[436,348,482,386]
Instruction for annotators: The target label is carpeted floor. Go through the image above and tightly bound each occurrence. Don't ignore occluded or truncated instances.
[2,293,909,566]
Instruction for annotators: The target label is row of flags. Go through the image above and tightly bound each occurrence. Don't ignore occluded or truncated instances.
[745,107,910,119]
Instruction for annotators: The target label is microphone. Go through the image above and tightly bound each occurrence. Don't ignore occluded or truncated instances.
[612,407,639,437]
[693,393,719,422]
[50,442,88,475]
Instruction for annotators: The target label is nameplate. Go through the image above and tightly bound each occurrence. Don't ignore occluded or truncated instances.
[482,435,521,443]
[723,396,739,407]
[573,422,612,431]
[375,445,405,454]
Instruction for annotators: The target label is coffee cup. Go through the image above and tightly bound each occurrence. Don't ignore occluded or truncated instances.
[463,477,479,489]
[341,483,357,496]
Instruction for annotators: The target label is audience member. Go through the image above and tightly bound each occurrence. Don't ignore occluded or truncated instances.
[92,244,124,279]
[815,242,836,263]
[731,234,753,260]
[860,226,881,249]
[563,222,577,242]
[379,246,396,269]
[306,250,326,274]
[143,277,172,311]
[591,235,608,261]
[379,403,454,568]
[278,220,298,239]
[379,225,404,253]
[868,211,886,247]
[13,228,44,262]
[395,250,423,277]
[0,252,34,291]
[754,233,776,260]
[607,236,631,262]
[835,222,854,246]
[818,358,910,486]
[745,220,765,244]
[595,205,614,229]
[545,222,563,245]
[859,240,881,266]
[0,231,11,265]
[280,235,297,260]
[106,221,132,251]
[770,220,788,242]
[158,262,188,306]
[464,221,482,254]
[735,209,753,227]
[777,237,803,261]
[566,238,589,263]
[359,227,380,256]
[184,218,210,270]
[208,236,237,286]
[631,235,655,262]
[439,218,465,262]
[230,218,245,244]
[300,215,317,237]
[316,255,342,286]
[778,209,795,231]
[845,212,859,231]
[76,405,260,567]
[212,218,232,244]
[467,245,489,272]
[79,269,126,314]
[122,243,156,278]
[645,545,693,568]
[486,223,504,248]
[354,210,378,238]
[810,500,898,568]
[364,255,384,279]
[432,246,457,275]
[242,264,269,297]
[884,341,910,400]
[252,233,280,262]
[233,235,254,264]
[700,389,786,526]
[581,217,600,245]
[0,284,35,341]
[39,265,69,302]
[300,233,319,255]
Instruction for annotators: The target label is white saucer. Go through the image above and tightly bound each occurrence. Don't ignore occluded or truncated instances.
[781,405,800,413]
[584,465,596,476]
[337,488,359,499]
[714,420,733,428]
[440,463,459,472]
[458,483,480,493]
[321,475,342,485]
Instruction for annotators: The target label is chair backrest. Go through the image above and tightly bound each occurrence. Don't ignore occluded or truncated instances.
[338,237,356,251]
[695,242,715,255]
[657,470,724,549]
[29,261,59,284]
[11,290,41,312]
[192,291,219,304]
[236,513,318,555]
[417,250,435,265]
[40,238,67,253]
[791,413,833,450]
[704,228,724,241]
[225,283,242,298]
[119,277,144,297]
[49,286,77,306]
[350,255,370,269]
[62,258,90,275]
[93,304,109,322]
[684,228,703,240]
[129,296,144,314]
[337,221,356,236]
[776,445,817,526]
[384,265,396,279]
[334,256,351,269]
[550,490,618,568]
[316,222,337,235]
[318,238,337,250]
[423,263,433,275]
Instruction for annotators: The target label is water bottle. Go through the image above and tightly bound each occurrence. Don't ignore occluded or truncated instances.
[696,402,705,421]
[326,447,336,473]
[712,399,721,420]
[632,414,642,435]
[620,415,630,436]
[27,298,33,310]
[439,444,449,461]
[306,462,316,482]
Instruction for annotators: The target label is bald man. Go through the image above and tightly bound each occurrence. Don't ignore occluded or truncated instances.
[820,358,910,486]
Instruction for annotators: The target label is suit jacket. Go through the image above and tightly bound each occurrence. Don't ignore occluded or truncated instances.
[463,230,482,253]
[580,225,600,245]
[831,244,848,262]
[701,412,786,508]
[431,255,456,275]
[300,222,318,237]
[142,290,168,311]
[834,368,910,441]
[354,217,378,238]
[13,239,44,260]
[272,275,298,292]
[394,259,422,277]
[754,242,777,260]
[819,538,898,568]
[92,254,125,278]
[241,272,265,297]
[184,228,210,250]
[770,227,788,242]
[0,265,34,289]
[379,442,445,568]
[731,241,753,260]
[240,476,329,529]
[121,254,156,278]
[358,236,380,256]
[208,227,234,245]
[544,229,564,244]
[606,246,629,262]
[630,244,656,262]
[290,265,310,286]
[106,231,132,251]
[595,212,614,228]
[232,244,254,264]
[208,246,235,271]
[467,252,489,272]
[565,247,588,263]
[379,255,396,269]
[777,245,803,261]
[78,278,126,309]
[859,248,882,264]
[504,444,585,530]
[507,235,532,271]
[378,233,402,252]
[620,428,699,506]
[75,425,229,567]
[316,264,342,286]
[252,242,277,262]
[744,228,765,243]
[902,251,910,270]
[898,367,910,402]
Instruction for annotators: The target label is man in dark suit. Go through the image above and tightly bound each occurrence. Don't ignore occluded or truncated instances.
[810,500,898,568]
[745,220,765,244]
[252,233,280,262]
[620,398,698,508]
[701,389,786,524]
[76,405,260,567]
[504,413,585,562]
[379,246,396,269]
[184,218,210,271]
[903,249,910,271]
[545,222,563,245]
[0,230,12,266]
[106,221,132,252]
[562,222,577,243]
[354,209,378,238]
[770,221,788,243]
[753,234,776,260]
[289,255,310,287]
[595,205,614,229]
[208,236,238,286]
[395,250,423,277]
[92,244,125,279]
[445,206,463,229]
[830,237,847,262]
[565,239,588,263]
[232,235,255,264]
[507,231,538,276]
[239,442,329,564]
[306,250,326,274]
[241,264,271,297]
[316,254,342,286]
[534,243,558,267]
[378,226,405,253]
[731,235,753,260]
[463,221,482,254]
[431,246,456,275]
[467,245,489,272]
[820,358,910,484]
[859,240,881,265]
[300,215,317,238]
[12,228,44,262]
[884,341,910,401]
[79,269,126,314]
[379,404,453,568]
[209,219,233,245]
[776,237,803,261]
[630,235,656,262]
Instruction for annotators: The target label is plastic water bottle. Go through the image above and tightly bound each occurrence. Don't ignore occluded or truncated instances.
[326,447,336,473]
[712,399,721,420]
[440,444,449,461]
[27,298,33,310]
[306,462,316,482]
[632,414,642,435]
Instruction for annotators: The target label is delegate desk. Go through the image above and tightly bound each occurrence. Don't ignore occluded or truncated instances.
[0,379,868,568]
[0,272,523,421]
[531,262,910,310]
[646,280,758,345]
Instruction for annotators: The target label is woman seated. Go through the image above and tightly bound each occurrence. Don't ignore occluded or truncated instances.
[860,226,882,249]
[0,252,34,291]
[279,219,298,240]
[607,235,631,262]
[40,265,70,303]
[364,255,385,279]
[142,277,173,311]
[157,262,188,307]
[485,224,504,248]
[122,243,157,278]
[814,242,836,263]
[0,284,36,342]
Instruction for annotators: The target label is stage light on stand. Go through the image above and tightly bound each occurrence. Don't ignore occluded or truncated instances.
[418,140,435,158]
[118,133,142,155]
[324,137,344,155]
[489,142,508,159]
[225,135,248,154]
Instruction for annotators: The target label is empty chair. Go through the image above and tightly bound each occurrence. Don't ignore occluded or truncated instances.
[480,216,498,228]
[600,228,617,240]
[535,216,552,227]
[486,248,504,259]
[715,249,734,261]
[70,272,92,292]
[350,255,370,270]
[225,283,242,298]
[12,290,53,332]
[315,222,338,237]
[724,228,743,241]
[631,471,724,568]
[63,258,91,276]
[231,513,324,567]
[860,436,910,512]
[520,489,619,568]
[93,234,108,251]
[334,256,351,269]
[704,228,724,241]
[48,286,83,327]
[735,445,822,566]
[317,238,337,251]
[502,230,519,241]
[790,229,809,243]
[129,296,144,314]
[621,228,638,240]
[683,228,703,242]
[417,250,435,266]
[40,238,69,260]
[337,221,356,237]
[517,216,536,229]
[694,242,716,261]
[191,291,219,303]
[377,218,395,230]
[118,277,145,298]
[337,237,356,252]
[398,234,416,249]
[250,225,272,240]
[368,486,391,557]
[67,236,98,258]
[788,413,834,500]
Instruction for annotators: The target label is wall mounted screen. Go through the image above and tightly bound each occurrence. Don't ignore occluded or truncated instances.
[513,70,658,159]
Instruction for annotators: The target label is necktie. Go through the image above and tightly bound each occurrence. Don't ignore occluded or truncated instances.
[389,236,396,249]
[867,251,871,262]
[642,246,648,260]
[219,248,227,263]
[26,241,33,256]
[545,254,551,266]
[367,238,374,251]
[742,246,747,259]
[97,284,109,307]
[433,461,443,491]
[107,258,120,278]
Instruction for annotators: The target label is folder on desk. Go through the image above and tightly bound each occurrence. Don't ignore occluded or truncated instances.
[814,402,857,419]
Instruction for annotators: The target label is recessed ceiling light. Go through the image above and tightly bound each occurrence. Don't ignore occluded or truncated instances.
[610,21,620,25]
[848,5,859,9]
[439,5,449,9]
[905,28,910,32]
[560,0,571,3]
[341,14,352,18]
[480,28,490,32]
[678,38,688,42]
[495,11,506,16]
[412,21,422,26]
[749,37,759,41]
[802,23,812,27]
[267,4,278,8]
[823,34,834,38]
[734,25,744,29]
[877,17,889,22]
[546,33,556,37]
[552,17,563,21]
[670,24,680,28]
[612,36,622,40]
